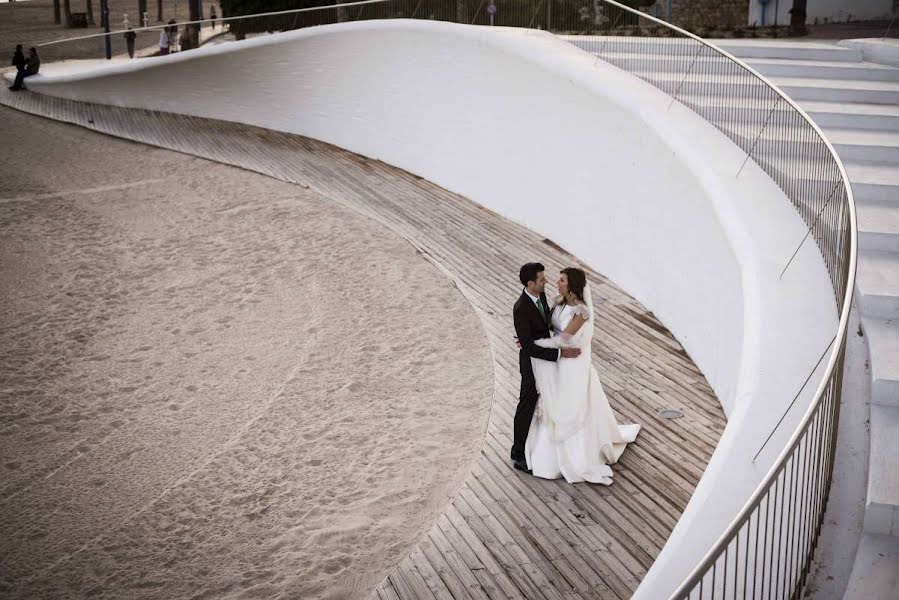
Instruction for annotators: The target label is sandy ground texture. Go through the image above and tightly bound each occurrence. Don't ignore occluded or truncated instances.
[0,105,493,599]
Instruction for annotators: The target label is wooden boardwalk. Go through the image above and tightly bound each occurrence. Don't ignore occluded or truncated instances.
[0,89,727,599]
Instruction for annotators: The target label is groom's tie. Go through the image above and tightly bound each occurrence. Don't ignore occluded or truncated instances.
[536,298,546,321]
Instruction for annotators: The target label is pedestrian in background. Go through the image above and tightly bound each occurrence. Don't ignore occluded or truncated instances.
[124,26,137,58]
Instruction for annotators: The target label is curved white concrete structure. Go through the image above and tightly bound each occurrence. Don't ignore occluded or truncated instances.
[12,21,840,596]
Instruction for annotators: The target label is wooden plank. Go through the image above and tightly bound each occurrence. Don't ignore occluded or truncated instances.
[387,567,427,600]
[444,502,547,599]
[418,533,483,600]
[551,558,592,594]
[378,583,401,600]
[371,588,387,600]
[427,527,495,600]
[434,513,486,572]
[408,546,457,600]
[434,511,522,600]
[399,557,441,600]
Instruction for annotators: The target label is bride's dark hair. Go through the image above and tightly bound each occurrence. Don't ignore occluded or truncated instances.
[561,267,587,303]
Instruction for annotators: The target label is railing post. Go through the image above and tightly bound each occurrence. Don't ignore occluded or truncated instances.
[528,0,545,29]
[779,180,841,280]
[101,0,111,60]
[667,44,703,110]
[737,96,782,177]
[882,13,896,40]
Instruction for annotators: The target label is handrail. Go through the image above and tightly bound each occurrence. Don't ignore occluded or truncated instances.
[584,2,857,598]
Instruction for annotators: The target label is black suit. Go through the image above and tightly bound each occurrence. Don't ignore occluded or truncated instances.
[511,290,559,461]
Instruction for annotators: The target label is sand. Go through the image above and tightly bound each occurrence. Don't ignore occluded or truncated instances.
[0,105,494,599]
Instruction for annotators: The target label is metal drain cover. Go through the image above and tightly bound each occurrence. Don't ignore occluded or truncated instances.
[659,408,684,420]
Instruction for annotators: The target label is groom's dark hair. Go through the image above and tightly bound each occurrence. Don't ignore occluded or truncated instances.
[519,262,545,287]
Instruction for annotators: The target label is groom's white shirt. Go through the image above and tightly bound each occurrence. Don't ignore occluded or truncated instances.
[524,289,560,360]
[524,288,542,307]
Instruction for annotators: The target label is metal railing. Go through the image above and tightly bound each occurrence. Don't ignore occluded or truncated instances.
[573,4,855,599]
[31,2,857,598]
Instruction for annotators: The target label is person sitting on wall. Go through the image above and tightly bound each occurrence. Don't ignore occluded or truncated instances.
[10,47,40,91]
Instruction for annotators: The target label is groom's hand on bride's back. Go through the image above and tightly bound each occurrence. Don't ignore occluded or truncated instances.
[560,348,581,359]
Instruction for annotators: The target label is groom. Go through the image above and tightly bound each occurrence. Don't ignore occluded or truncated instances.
[511,263,580,473]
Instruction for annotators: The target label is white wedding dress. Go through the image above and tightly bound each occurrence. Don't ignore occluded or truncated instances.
[525,286,641,484]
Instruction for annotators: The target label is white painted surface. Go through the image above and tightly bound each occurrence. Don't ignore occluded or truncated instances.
[748,0,893,28]
[840,38,899,68]
[866,404,899,535]
[865,316,899,407]
[844,533,899,598]
[16,21,839,596]
[858,250,899,320]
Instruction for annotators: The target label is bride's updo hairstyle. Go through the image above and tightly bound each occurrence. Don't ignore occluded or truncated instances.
[561,267,587,303]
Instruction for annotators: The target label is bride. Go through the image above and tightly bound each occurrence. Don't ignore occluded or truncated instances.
[525,267,641,484]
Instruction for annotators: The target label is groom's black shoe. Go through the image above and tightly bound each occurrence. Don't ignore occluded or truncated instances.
[513,459,532,474]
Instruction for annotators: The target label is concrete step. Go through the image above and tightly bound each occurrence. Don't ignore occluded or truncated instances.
[724,125,899,165]
[710,39,864,62]
[802,100,899,132]
[846,162,899,205]
[673,94,899,133]
[757,162,899,206]
[565,37,864,62]
[599,53,762,79]
[858,250,899,320]
[715,128,899,202]
[636,66,899,131]
[561,35,735,58]
[746,58,899,83]
[844,533,899,599]
[655,72,899,105]
[736,158,896,216]
[840,39,899,69]
[863,404,899,536]
[824,128,899,165]
[595,52,899,82]
[862,316,899,408]
[769,76,899,105]
[858,203,899,253]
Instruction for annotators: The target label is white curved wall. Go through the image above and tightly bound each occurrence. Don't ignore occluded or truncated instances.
[18,21,839,596]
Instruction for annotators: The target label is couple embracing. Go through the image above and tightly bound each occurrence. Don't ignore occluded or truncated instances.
[511,263,640,484]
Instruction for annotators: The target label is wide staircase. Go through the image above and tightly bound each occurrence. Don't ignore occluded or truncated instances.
[682,39,899,598]
[714,40,899,599]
